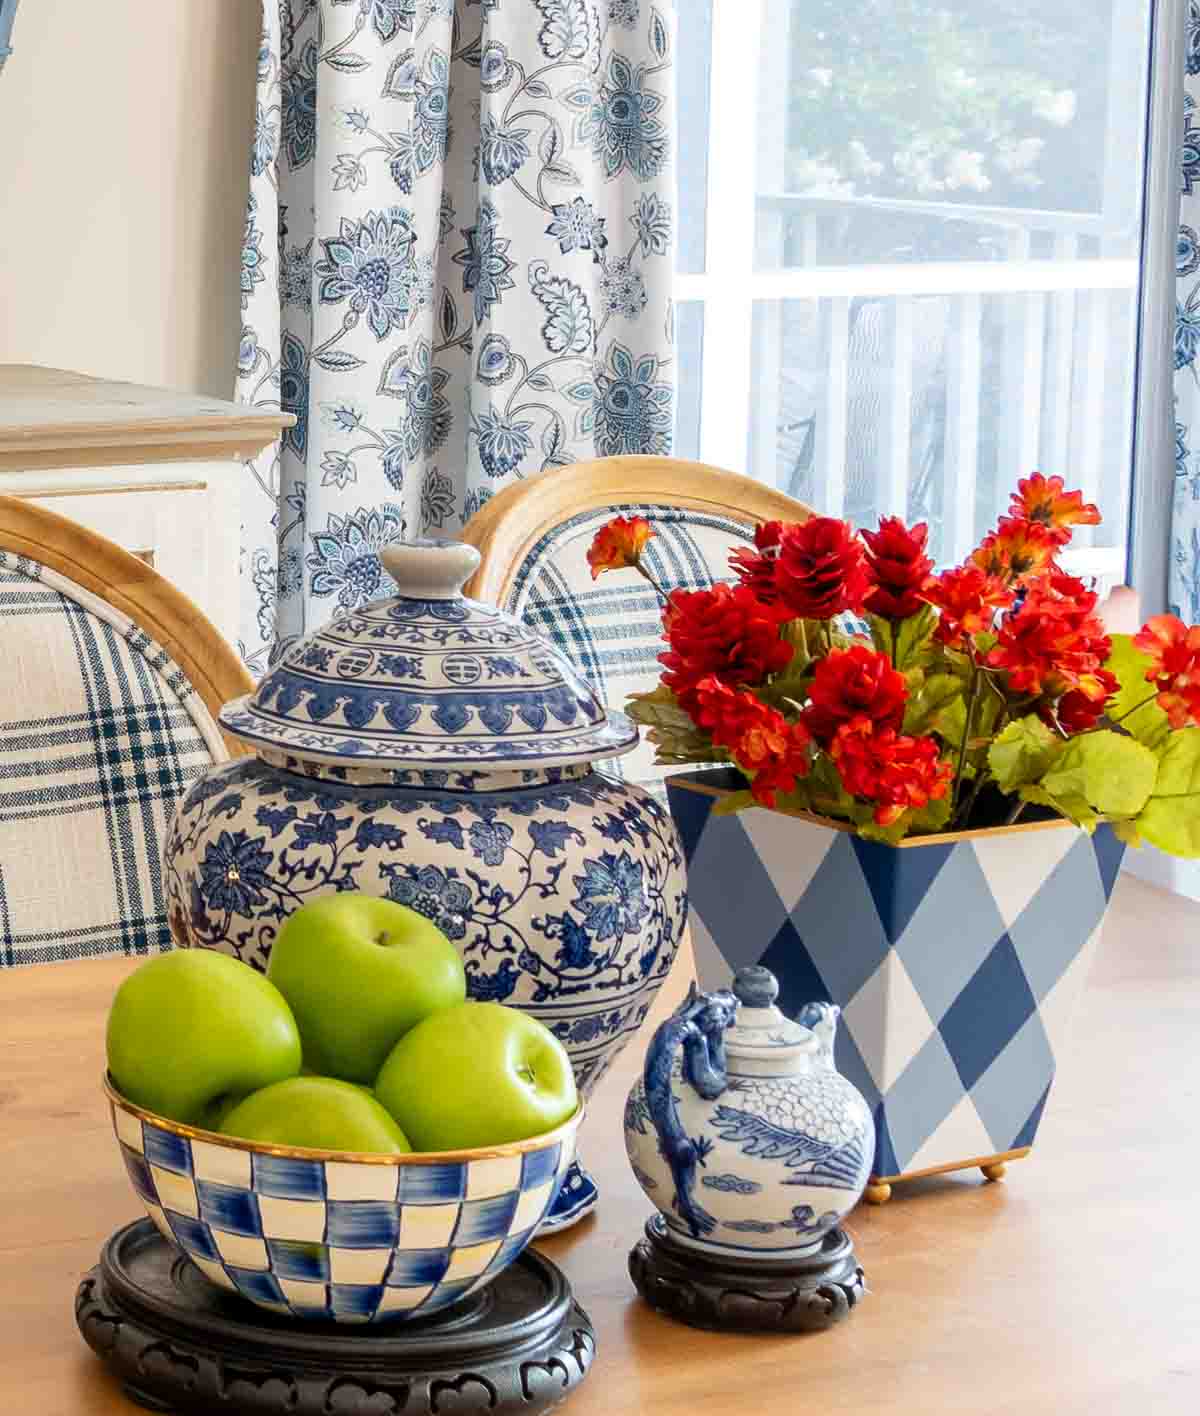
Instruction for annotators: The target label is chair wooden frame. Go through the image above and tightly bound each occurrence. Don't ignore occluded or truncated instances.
[0,494,252,755]
[460,456,812,605]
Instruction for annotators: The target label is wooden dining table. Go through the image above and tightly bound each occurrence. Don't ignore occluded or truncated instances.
[3,871,1199,1415]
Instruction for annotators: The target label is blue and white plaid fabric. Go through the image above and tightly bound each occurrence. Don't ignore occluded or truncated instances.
[113,1103,575,1323]
[0,552,225,966]
[505,504,755,790]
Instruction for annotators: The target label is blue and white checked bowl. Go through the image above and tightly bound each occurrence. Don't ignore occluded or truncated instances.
[106,1077,580,1325]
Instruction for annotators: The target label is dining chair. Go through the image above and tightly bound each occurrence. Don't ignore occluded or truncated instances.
[0,495,251,966]
[461,455,813,791]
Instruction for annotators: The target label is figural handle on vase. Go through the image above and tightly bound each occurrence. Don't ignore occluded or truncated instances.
[641,981,739,1239]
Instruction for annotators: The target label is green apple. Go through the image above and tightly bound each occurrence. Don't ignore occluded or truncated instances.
[375,1002,577,1150]
[219,1076,411,1153]
[266,894,466,1085]
[107,950,301,1125]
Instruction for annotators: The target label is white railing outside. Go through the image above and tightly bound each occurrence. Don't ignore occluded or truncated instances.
[677,0,1150,594]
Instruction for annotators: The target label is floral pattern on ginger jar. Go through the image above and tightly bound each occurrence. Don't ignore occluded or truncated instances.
[163,540,687,1231]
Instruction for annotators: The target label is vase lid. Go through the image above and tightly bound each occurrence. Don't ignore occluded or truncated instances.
[219,540,639,771]
[723,967,818,1071]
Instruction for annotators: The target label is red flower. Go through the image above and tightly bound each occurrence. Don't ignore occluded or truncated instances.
[829,717,954,827]
[1009,473,1101,546]
[732,516,868,620]
[587,515,655,579]
[1051,670,1119,733]
[986,570,1112,699]
[775,517,870,620]
[970,517,1058,585]
[922,565,1014,649]
[861,517,935,620]
[729,521,786,600]
[659,583,793,711]
[690,677,811,808]
[1132,614,1200,728]
[804,645,908,743]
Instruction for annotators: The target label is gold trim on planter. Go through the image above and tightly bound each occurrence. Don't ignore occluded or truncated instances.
[666,773,1075,848]
[104,1073,583,1166]
[863,1147,1031,1202]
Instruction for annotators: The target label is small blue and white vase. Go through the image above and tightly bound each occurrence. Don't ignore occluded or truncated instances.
[625,967,873,1258]
[163,541,688,1232]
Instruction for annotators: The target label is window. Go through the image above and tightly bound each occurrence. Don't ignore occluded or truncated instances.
[674,0,1157,587]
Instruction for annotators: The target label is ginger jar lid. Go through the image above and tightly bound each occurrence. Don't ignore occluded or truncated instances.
[724,967,819,1073]
[219,540,639,770]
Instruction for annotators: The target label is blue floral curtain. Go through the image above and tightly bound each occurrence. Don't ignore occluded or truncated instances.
[236,0,677,674]
[1175,3,1200,619]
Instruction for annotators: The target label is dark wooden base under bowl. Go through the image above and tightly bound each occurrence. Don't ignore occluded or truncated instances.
[628,1214,865,1333]
[75,1220,595,1415]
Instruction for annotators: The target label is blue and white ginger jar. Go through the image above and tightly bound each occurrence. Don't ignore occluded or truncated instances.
[163,540,687,1231]
[625,967,873,1256]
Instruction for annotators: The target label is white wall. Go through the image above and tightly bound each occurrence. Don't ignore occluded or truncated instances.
[0,1,259,399]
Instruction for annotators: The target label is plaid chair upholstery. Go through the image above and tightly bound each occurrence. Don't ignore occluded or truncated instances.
[504,504,755,791]
[0,551,226,966]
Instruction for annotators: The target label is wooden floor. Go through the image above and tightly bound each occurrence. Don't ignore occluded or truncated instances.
[1,872,1198,1414]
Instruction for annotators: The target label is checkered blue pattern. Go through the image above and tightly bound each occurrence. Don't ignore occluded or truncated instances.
[505,505,755,792]
[0,552,224,966]
[111,1102,575,1324]
[668,772,1127,1181]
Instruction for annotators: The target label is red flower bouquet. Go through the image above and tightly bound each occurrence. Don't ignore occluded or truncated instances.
[589,479,1200,852]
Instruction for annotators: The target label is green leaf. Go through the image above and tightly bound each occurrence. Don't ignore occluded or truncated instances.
[902,792,954,837]
[988,715,1063,791]
[626,685,725,765]
[1039,730,1158,818]
[894,606,937,671]
[1019,782,1101,832]
[1132,728,1200,857]
[903,673,964,736]
[712,789,757,817]
[1103,634,1170,748]
[1112,817,1143,849]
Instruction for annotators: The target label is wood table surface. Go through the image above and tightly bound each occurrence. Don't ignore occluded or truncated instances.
[2,872,1198,1415]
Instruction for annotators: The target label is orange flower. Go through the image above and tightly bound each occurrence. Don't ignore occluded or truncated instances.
[587,515,655,579]
[1009,473,1101,546]
[829,717,954,827]
[922,565,1014,649]
[970,516,1058,585]
[690,676,812,808]
[1132,614,1200,728]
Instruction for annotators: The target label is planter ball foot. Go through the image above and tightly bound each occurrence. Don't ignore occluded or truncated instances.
[980,1162,1007,1183]
[863,1182,892,1205]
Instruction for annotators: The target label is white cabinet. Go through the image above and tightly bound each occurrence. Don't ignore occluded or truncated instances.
[0,365,290,649]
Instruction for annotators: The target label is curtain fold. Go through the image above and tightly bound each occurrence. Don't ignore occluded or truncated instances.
[235,0,677,674]
[1174,4,1200,620]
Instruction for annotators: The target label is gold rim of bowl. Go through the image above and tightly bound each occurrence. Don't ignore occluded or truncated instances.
[104,1073,583,1165]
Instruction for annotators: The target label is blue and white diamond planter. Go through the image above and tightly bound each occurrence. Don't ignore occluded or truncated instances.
[667,770,1127,1196]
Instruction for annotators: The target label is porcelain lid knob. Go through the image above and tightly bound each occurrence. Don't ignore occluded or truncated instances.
[379,540,481,601]
[732,966,780,1010]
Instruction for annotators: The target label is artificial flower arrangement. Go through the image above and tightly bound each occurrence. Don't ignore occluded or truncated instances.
[586,477,1200,852]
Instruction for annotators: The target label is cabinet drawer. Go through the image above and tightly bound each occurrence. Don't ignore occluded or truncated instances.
[1,462,240,647]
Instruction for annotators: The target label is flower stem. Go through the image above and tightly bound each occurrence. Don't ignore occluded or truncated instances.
[1005,800,1027,826]
[1108,691,1159,726]
[635,562,669,604]
[952,663,982,815]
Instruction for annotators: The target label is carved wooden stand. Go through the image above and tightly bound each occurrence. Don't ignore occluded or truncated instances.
[76,1220,595,1415]
[628,1215,865,1333]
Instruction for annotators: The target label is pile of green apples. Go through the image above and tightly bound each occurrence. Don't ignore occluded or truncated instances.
[106,895,577,1153]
